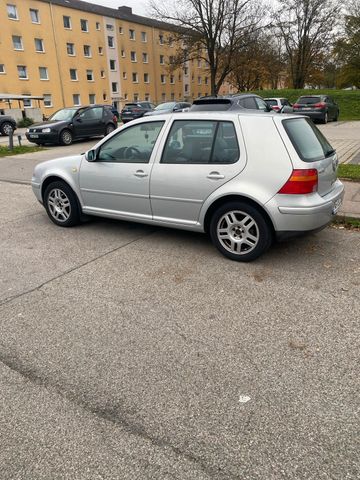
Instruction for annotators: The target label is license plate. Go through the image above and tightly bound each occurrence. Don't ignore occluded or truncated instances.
[332,198,342,214]
[30,134,39,138]
[303,107,312,110]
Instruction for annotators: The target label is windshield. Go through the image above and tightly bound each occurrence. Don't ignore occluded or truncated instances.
[283,118,334,162]
[49,109,76,121]
[155,102,176,111]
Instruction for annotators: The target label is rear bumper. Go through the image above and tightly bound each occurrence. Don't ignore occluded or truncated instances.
[293,110,325,121]
[266,179,345,233]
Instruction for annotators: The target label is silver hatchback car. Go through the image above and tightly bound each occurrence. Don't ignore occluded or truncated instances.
[32,112,344,261]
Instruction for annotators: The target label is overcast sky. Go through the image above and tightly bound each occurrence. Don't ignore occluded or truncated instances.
[84,0,148,16]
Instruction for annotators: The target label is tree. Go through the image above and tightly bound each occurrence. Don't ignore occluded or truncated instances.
[150,0,267,95]
[275,0,341,88]
[334,3,360,88]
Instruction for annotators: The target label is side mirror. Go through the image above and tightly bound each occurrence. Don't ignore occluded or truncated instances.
[86,149,97,162]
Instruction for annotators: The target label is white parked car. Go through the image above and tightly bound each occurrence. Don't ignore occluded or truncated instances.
[31,111,344,261]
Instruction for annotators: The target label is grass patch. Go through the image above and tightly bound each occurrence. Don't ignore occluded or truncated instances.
[250,88,360,121]
[0,145,44,157]
[332,218,360,231]
[338,164,360,181]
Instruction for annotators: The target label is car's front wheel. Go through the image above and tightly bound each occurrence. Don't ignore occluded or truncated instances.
[105,123,115,136]
[60,129,73,145]
[44,181,80,227]
[209,202,272,261]
[1,122,14,136]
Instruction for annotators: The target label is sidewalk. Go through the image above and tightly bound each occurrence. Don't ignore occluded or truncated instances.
[338,180,360,220]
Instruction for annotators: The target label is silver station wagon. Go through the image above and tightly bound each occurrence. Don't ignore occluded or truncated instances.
[31,112,344,261]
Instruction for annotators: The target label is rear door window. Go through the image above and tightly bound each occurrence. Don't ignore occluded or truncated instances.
[283,118,334,162]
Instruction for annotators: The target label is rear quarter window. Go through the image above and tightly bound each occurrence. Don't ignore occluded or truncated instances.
[283,118,334,162]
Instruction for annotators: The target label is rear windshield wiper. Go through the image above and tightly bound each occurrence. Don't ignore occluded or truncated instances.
[325,148,335,157]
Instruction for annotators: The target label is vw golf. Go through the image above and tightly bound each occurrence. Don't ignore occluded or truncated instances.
[31,112,344,261]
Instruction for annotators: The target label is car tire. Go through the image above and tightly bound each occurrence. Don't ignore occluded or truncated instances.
[44,181,81,227]
[322,112,328,124]
[1,122,14,136]
[105,123,115,136]
[35,142,44,146]
[334,110,339,121]
[60,129,73,145]
[209,201,272,262]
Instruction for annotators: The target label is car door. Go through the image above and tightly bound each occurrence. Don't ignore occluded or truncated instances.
[74,107,102,137]
[79,120,165,220]
[150,118,244,226]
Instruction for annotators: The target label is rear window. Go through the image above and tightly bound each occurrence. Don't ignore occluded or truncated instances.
[123,104,139,110]
[266,99,277,106]
[283,118,335,162]
[297,97,321,105]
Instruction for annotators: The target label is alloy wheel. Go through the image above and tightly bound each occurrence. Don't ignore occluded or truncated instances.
[47,188,71,223]
[216,210,259,255]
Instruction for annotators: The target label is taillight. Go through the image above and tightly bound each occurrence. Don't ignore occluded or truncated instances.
[278,169,318,194]
[272,106,280,111]
[313,102,326,109]
[292,103,300,109]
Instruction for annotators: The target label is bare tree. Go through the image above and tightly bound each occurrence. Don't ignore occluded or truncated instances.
[275,0,341,88]
[150,0,267,95]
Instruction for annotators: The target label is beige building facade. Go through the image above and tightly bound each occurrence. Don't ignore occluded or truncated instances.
[0,0,211,116]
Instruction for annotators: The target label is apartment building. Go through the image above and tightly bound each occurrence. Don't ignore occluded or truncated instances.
[0,0,211,115]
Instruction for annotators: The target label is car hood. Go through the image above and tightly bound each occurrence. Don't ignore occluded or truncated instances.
[30,120,68,129]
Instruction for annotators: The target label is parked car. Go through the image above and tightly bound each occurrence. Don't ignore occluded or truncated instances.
[31,111,344,262]
[264,97,292,112]
[26,105,117,145]
[292,95,339,123]
[120,102,156,123]
[144,102,191,116]
[0,115,17,136]
[190,94,272,112]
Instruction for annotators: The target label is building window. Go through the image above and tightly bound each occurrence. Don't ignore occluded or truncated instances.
[144,73,149,83]
[142,53,148,63]
[160,55,164,65]
[161,74,166,84]
[124,93,128,100]
[198,76,202,85]
[67,43,75,55]
[134,93,139,101]
[132,73,138,83]
[169,56,174,64]
[161,93,166,101]
[83,45,91,57]
[89,94,96,104]
[30,9,40,23]
[130,51,137,62]
[184,84,189,93]
[7,4,18,20]
[197,59,201,68]
[103,93,107,101]
[204,77,208,85]
[0,64,5,74]
[119,26,123,34]
[96,22,100,30]
[169,37,174,47]
[184,67,188,75]
[141,31,147,42]
[109,59,116,71]
[98,46,103,55]
[122,71,127,79]
[39,67,49,80]
[17,65,28,79]
[43,94,52,107]
[121,50,125,58]
[80,19,88,32]
[73,94,81,106]
[145,93,150,101]
[111,82,118,93]
[70,69,78,81]
[170,75,174,84]
[86,69,94,81]
[171,93,175,100]
[159,34,164,45]
[106,23,114,31]
[100,70,105,78]
[12,35,23,50]
[129,29,135,40]
[108,36,114,48]
[35,38,44,52]
[63,15,71,29]
[23,98,32,108]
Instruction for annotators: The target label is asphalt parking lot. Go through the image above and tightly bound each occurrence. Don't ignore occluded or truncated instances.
[0,126,359,479]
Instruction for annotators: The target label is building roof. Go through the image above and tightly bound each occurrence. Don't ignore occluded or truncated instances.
[39,0,181,32]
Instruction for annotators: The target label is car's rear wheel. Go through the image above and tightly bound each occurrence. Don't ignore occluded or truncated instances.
[105,123,115,136]
[334,110,339,121]
[209,202,272,261]
[1,122,14,136]
[60,129,73,145]
[322,112,328,124]
[44,181,80,227]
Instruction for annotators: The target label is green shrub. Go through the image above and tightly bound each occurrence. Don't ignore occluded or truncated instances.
[17,117,34,128]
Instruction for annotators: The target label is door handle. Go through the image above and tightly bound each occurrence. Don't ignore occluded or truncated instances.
[134,170,148,178]
[207,171,225,180]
